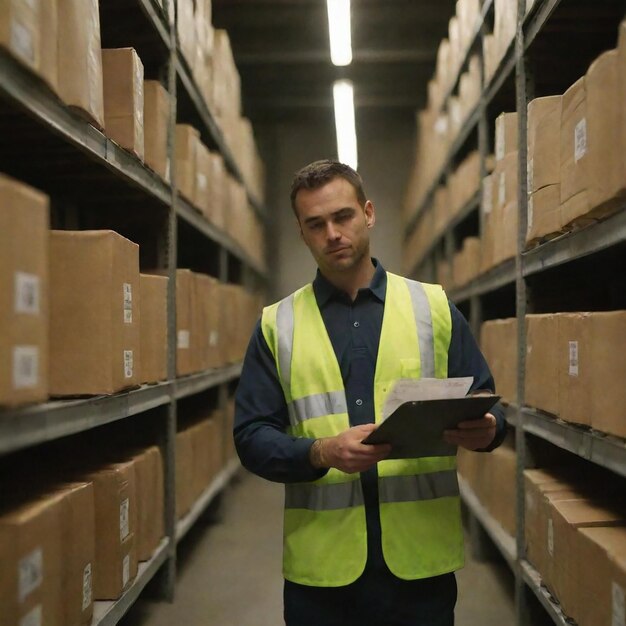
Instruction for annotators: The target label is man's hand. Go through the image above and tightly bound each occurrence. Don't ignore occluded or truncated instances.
[310,424,392,473]
[443,412,497,451]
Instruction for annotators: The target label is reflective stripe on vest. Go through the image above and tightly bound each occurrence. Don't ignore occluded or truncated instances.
[261,272,463,585]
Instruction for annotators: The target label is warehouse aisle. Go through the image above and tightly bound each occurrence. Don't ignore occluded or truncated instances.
[122,471,515,626]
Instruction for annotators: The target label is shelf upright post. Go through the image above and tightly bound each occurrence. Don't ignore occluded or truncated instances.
[515,0,534,622]
[156,0,179,601]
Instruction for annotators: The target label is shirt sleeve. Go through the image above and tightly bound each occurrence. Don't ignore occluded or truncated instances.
[447,302,508,452]
[234,320,328,483]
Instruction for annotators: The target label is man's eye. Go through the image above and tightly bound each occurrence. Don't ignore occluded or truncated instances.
[309,222,323,230]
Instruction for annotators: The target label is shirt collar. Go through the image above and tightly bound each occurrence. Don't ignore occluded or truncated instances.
[313,258,387,306]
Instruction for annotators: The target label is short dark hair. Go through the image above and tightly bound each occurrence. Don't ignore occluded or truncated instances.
[290,160,367,216]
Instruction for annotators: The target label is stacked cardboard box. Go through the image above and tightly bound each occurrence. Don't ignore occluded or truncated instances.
[49,230,141,396]
[452,237,481,288]
[143,80,170,180]
[0,174,49,407]
[449,150,481,217]
[493,0,516,64]
[139,274,168,383]
[102,48,144,160]
[480,318,517,405]
[458,55,481,123]
[525,312,626,437]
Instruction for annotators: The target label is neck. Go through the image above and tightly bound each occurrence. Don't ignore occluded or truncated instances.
[321,256,375,301]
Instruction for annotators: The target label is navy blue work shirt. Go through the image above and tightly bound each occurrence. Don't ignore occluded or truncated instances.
[234,258,506,578]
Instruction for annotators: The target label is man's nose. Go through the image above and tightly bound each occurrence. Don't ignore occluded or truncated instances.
[326,222,341,240]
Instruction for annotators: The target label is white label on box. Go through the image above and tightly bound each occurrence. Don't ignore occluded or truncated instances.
[482,177,493,216]
[574,118,587,162]
[124,350,134,379]
[434,115,448,136]
[197,173,207,192]
[123,283,133,324]
[15,272,40,315]
[122,555,130,588]
[547,519,554,557]
[18,547,43,602]
[527,157,534,191]
[209,330,219,347]
[527,196,534,235]
[498,172,506,207]
[178,330,190,349]
[613,582,626,626]
[569,341,579,376]
[20,606,42,626]
[120,498,130,540]
[13,346,39,390]
[11,20,34,65]
[82,563,92,611]
[496,116,504,161]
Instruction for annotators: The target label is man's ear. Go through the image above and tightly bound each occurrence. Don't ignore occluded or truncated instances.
[364,200,376,229]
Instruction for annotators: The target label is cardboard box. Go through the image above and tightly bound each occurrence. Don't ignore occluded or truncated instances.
[175,124,199,203]
[0,0,40,76]
[494,150,518,210]
[176,0,196,71]
[560,77,589,225]
[480,213,495,274]
[83,462,138,600]
[176,428,195,519]
[527,96,562,194]
[0,493,64,626]
[492,198,518,267]
[207,151,226,231]
[483,34,498,84]
[547,497,626,612]
[40,0,58,93]
[49,230,141,396]
[139,274,168,383]
[558,313,592,427]
[57,0,104,129]
[176,269,196,376]
[0,174,49,407]
[525,314,560,416]
[51,482,95,626]
[143,80,169,180]
[495,112,518,162]
[102,48,144,160]
[590,311,626,439]
[494,0,516,58]
[190,419,213,500]
[573,526,626,626]
[127,447,163,561]
[196,273,222,370]
[194,140,211,217]
[479,318,517,404]
[489,444,517,537]
[527,184,562,246]
[586,47,626,214]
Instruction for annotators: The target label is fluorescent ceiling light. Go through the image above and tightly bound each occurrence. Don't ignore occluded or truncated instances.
[333,79,358,170]
[327,0,352,66]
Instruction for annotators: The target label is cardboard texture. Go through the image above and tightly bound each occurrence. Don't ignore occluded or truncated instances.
[560,77,590,225]
[0,493,64,626]
[176,269,195,376]
[494,0,516,58]
[525,314,560,417]
[127,448,162,561]
[40,0,58,93]
[207,151,226,231]
[489,444,517,536]
[83,462,138,600]
[479,318,517,404]
[547,497,626,613]
[492,199,518,267]
[573,526,626,626]
[527,184,562,246]
[483,34,498,84]
[143,80,169,180]
[495,112,518,162]
[0,174,49,407]
[50,482,95,626]
[527,96,562,194]
[189,419,213,500]
[175,125,199,203]
[452,237,481,287]
[102,48,144,160]
[194,140,212,217]
[177,0,196,71]
[139,274,168,383]
[176,429,194,519]
[57,0,104,129]
[196,273,222,370]
[49,230,141,396]
[0,0,40,76]
[494,151,518,211]
[558,313,592,427]
[590,311,626,439]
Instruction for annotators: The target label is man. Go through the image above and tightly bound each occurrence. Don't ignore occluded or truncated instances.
[234,160,507,626]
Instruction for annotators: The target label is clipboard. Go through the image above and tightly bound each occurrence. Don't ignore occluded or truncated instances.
[362,394,501,459]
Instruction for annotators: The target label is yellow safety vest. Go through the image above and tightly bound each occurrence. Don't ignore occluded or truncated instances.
[261,272,464,586]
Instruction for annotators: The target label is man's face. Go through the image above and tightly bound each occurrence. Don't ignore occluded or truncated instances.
[294,177,375,275]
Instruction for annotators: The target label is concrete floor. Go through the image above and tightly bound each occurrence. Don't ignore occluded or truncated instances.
[121,471,515,626]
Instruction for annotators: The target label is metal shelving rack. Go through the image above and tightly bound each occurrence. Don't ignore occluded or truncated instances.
[0,0,263,620]
[405,0,626,624]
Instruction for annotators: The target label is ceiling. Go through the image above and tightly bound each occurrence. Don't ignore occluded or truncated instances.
[212,0,456,124]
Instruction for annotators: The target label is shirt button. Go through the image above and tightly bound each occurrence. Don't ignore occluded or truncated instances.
[356,399,363,406]
[353,321,360,328]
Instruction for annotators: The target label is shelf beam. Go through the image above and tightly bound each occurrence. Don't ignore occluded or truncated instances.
[520,560,571,626]
[448,258,516,302]
[174,364,243,400]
